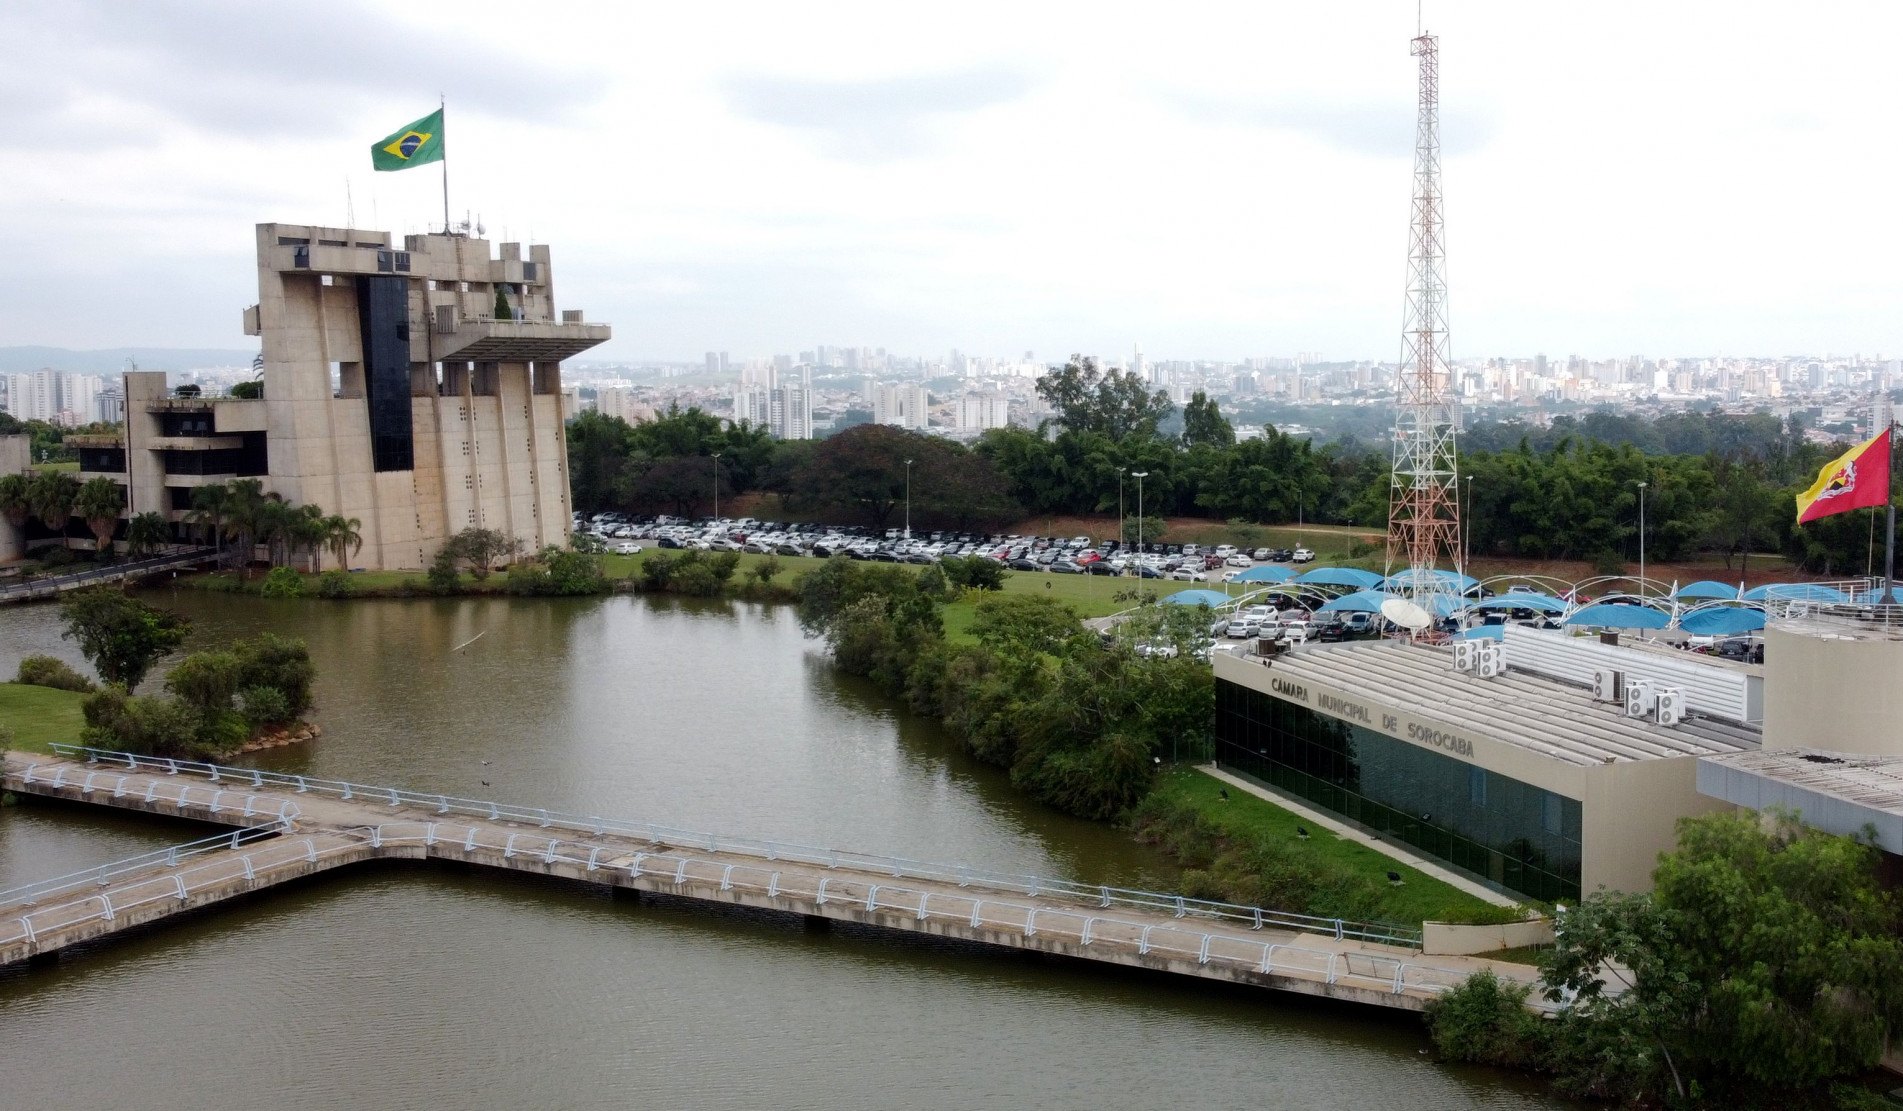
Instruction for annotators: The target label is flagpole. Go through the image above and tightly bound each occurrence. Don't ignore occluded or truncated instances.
[1886,420,1896,607]
[439,96,450,234]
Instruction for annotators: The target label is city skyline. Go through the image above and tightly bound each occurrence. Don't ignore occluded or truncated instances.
[7,3,1903,361]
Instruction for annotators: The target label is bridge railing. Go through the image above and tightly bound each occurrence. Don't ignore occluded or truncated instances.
[44,745,1425,948]
[0,830,367,950]
[0,823,290,909]
[0,548,218,601]
[17,761,302,826]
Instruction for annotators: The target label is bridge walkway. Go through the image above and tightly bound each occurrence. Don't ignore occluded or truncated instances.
[1,750,1544,1012]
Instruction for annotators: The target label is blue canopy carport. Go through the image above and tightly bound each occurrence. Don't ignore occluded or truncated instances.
[1319,589,1460,617]
[1678,607,1766,636]
[1464,593,1568,614]
[1674,580,1739,601]
[1296,567,1385,590]
[1742,583,1848,603]
[1457,624,1505,640]
[1228,564,1296,584]
[1564,602,1672,630]
[1381,568,1480,594]
[1162,589,1229,607]
[1854,586,1903,604]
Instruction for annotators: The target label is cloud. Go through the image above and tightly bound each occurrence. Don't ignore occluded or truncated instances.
[0,0,607,150]
[723,64,1036,163]
[1164,91,1496,159]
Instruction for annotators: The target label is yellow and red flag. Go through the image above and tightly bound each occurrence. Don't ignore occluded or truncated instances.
[1795,427,1891,525]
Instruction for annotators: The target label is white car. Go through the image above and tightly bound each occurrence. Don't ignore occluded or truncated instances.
[1225,554,1252,568]
[1291,547,1316,563]
[610,541,644,555]
[1168,567,1201,581]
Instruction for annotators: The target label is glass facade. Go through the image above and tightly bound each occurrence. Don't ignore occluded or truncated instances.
[1215,678,1582,903]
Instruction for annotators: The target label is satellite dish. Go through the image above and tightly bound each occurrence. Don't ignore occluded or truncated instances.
[1381,598,1433,631]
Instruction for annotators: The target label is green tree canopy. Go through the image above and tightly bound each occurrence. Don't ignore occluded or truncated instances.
[59,587,189,692]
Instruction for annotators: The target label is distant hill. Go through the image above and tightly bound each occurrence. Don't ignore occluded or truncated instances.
[0,347,257,374]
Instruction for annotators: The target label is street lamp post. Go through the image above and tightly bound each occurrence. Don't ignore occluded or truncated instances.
[1462,474,1473,576]
[1133,471,1149,567]
[711,452,722,524]
[1118,470,1126,558]
[904,458,913,541]
[1636,480,1649,598]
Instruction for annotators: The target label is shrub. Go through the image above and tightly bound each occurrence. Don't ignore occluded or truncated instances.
[640,551,681,590]
[239,685,292,728]
[1348,538,1381,559]
[16,654,96,692]
[1425,969,1549,1070]
[164,649,241,717]
[259,566,304,598]
[940,555,1005,591]
[232,634,315,718]
[750,555,783,586]
[427,550,461,594]
[316,570,355,599]
[707,551,741,584]
[80,686,204,757]
[1590,549,1625,577]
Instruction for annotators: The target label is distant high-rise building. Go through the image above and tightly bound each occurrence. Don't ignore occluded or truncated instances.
[596,386,654,425]
[734,363,814,440]
[957,391,1009,431]
[872,382,928,430]
[705,352,720,375]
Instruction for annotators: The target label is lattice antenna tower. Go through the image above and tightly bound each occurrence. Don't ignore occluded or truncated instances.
[1387,30,1462,620]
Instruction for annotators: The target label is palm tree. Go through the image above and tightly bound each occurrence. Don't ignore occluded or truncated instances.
[0,473,30,532]
[188,482,232,561]
[27,471,80,551]
[253,496,295,569]
[323,514,364,570]
[222,478,269,573]
[72,476,124,559]
[288,504,328,571]
[126,511,170,559]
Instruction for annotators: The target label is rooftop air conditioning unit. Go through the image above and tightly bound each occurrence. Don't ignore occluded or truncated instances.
[1592,668,1623,703]
[1654,686,1685,727]
[1453,641,1478,672]
[1476,641,1505,678]
[1624,679,1655,719]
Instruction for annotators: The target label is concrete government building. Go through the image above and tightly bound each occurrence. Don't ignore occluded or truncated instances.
[79,222,608,569]
[1210,608,1903,904]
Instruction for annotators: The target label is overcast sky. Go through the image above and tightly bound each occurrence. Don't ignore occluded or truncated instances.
[5,1,1903,364]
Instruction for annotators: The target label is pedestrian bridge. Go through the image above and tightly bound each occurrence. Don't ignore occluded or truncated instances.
[0,746,1542,1013]
[0,547,219,604]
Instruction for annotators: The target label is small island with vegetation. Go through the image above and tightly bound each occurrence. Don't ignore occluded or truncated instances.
[2,587,315,760]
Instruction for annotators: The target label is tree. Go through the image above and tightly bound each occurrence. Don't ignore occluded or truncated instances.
[73,476,123,558]
[28,470,80,549]
[789,424,918,529]
[220,478,269,571]
[1180,391,1234,449]
[442,527,519,579]
[228,380,263,400]
[565,410,636,514]
[322,514,363,570]
[59,587,189,692]
[188,482,232,560]
[126,511,169,559]
[1540,810,1903,1103]
[0,472,30,531]
[1034,356,1174,441]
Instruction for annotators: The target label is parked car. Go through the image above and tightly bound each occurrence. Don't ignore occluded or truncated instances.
[1048,560,1084,574]
[1291,547,1315,563]
[1168,567,1201,582]
[1225,555,1252,568]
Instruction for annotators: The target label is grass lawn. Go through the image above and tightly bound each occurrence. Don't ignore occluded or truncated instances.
[0,683,88,755]
[1149,766,1525,927]
[28,460,80,474]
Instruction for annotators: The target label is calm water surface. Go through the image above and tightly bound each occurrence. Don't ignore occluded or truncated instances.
[0,591,1560,1109]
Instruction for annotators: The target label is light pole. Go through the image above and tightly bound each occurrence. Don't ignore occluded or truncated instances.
[1118,470,1126,561]
[1462,474,1473,576]
[1133,471,1149,567]
[711,452,722,524]
[904,458,913,541]
[1636,480,1648,599]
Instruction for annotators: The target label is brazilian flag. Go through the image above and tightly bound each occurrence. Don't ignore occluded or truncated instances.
[371,109,444,172]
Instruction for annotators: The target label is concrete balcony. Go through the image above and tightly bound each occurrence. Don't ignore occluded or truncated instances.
[148,436,245,451]
[435,315,611,362]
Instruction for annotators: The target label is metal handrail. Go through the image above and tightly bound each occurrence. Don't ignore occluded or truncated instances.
[19,762,301,826]
[42,746,1425,947]
[0,818,1512,1003]
[0,548,217,598]
[0,823,289,907]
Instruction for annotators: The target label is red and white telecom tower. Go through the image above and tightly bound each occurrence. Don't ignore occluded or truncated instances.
[1387,30,1462,621]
